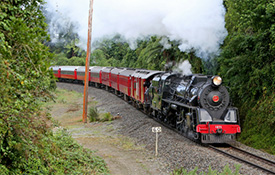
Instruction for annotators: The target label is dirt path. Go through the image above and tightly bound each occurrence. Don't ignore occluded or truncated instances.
[75,130,161,175]
[47,87,166,175]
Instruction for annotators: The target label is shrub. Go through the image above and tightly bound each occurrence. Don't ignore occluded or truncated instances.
[88,106,100,122]
[102,112,113,122]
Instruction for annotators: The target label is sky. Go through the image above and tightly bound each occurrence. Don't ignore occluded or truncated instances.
[44,0,227,60]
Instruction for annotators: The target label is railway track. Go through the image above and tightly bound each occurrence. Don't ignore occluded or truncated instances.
[208,145,275,174]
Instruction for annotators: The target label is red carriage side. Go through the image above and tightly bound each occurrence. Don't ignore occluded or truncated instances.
[101,67,113,90]
[90,66,103,87]
[119,68,136,99]
[110,68,124,94]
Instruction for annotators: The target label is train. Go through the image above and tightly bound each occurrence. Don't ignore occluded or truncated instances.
[50,65,241,143]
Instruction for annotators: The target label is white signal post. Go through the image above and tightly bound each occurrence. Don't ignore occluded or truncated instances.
[152,127,162,156]
[83,0,94,123]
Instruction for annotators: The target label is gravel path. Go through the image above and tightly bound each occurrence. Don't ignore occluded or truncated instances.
[57,82,275,175]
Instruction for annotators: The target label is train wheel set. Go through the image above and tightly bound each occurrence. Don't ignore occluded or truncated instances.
[51,65,241,144]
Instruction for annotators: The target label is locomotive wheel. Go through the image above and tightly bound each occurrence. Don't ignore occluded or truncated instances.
[123,94,128,101]
[157,113,164,121]
[148,108,153,118]
[132,100,136,107]
[143,106,150,115]
[136,102,140,109]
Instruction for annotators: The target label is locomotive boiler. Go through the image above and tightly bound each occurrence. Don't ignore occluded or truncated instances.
[147,72,241,143]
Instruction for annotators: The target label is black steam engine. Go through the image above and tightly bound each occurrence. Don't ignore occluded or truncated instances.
[147,73,241,143]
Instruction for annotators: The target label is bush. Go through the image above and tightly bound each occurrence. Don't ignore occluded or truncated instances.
[239,92,275,154]
[88,106,100,122]
[102,112,113,122]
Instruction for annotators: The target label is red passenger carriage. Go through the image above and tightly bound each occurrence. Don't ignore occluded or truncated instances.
[119,68,136,100]
[101,67,113,90]
[110,68,124,94]
[90,66,102,87]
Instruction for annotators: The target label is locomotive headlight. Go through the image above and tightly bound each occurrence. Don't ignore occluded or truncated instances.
[212,76,222,86]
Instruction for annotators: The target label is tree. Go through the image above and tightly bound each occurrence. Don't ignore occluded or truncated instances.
[0,0,53,172]
[218,0,275,153]
[219,0,275,104]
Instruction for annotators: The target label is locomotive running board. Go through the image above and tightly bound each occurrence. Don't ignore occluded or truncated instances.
[162,99,197,110]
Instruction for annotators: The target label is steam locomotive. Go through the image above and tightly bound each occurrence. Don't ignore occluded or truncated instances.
[51,66,241,143]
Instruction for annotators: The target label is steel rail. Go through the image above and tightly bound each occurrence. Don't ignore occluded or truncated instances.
[230,145,275,166]
[208,145,275,175]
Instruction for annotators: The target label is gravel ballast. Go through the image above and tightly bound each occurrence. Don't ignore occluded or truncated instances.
[57,82,275,174]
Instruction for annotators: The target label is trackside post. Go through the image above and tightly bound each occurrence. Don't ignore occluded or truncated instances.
[83,0,94,123]
[152,127,162,156]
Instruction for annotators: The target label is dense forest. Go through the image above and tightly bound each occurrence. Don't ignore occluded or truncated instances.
[219,0,275,153]
[0,0,274,173]
[49,0,275,154]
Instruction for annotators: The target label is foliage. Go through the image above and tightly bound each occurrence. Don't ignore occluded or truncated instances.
[45,128,108,174]
[53,53,86,66]
[0,0,53,171]
[220,0,275,105]
[239,92,275,154]
[134,36,166,70]
[218,0,275,153]
[89,106,100,122]
[0,0,108,173]
[1,127,109,174]
[102,112,113,122]
[172,165,241,175]
[90,35,203,72]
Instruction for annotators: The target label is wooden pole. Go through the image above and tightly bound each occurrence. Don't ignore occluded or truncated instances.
[83,0,94,123]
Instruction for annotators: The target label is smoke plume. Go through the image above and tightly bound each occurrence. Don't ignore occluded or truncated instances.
[44,0,227,59]
[173,60,193,75]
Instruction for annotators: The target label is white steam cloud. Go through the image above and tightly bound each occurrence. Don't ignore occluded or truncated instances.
[173,60,193,75]
[44,0,227,59]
